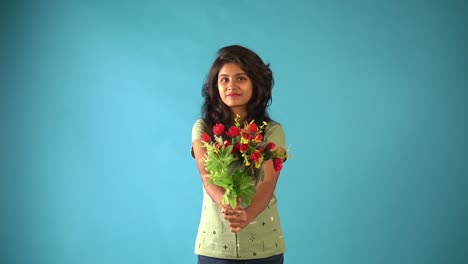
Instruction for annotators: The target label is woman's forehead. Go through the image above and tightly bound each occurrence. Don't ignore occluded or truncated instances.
[218,63,246,75]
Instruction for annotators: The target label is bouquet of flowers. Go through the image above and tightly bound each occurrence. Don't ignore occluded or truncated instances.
[200,115,287,209]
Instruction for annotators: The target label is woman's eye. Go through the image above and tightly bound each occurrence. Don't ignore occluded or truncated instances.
[220,77,229,83]
[237,76,246,81]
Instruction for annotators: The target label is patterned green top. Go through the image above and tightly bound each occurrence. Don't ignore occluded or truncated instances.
[191,119,287,259]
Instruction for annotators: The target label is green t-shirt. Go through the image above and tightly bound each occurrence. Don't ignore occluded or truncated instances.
[191,119,287,259]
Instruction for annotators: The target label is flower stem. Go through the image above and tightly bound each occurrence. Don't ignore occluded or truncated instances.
[235,232,239,258]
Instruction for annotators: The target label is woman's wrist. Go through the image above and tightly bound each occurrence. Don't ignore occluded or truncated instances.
[244,207,257,224]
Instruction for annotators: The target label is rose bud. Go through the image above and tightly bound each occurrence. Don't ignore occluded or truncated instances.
[226,126,241,137]
[248,123,258,133]
[267,142,276,150]
[201,133,211,143]
[212,123,225,136]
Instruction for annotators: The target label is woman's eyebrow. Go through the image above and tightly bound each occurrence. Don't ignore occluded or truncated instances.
[218,73,247,77]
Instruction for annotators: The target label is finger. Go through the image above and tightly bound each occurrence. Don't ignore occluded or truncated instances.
[224,210,241,217]
[220,209,232,216]
[227,210,244,217]
[220,204,231,210]
[227,209,242,214]
[224,214,234,221]
[230,224,243,233]
[230,222,241,229]
[224,214,239,221]
[220,206,237,215]
[220,205,230,212]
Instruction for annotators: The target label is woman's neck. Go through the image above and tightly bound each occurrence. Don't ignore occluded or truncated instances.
[231,109,248,124]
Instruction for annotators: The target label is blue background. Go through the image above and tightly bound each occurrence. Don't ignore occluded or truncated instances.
[2,0,467,263]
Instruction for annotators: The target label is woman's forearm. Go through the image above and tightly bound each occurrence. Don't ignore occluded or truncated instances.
[193,139,226,206]
[245,159,280,222]
[244,178,277,222]
[201,174,225,206]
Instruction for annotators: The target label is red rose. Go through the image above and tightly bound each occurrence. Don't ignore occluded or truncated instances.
[201,133,211,143]
[254,134,263,142]
[248,123,258,133]
[267,142,276,150]
[273,158,283,171]
[249,150,262,163]
[239,143,248,152]
[242,132,252,140]
[226,126,241,137]
[212,123,225,136]
[224,140,231,147]
[232,143,240,153]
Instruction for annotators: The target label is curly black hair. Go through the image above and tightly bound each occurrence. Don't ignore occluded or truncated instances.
[201,45,274,129]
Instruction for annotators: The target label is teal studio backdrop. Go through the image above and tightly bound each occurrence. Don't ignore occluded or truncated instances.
[1,0,467,263]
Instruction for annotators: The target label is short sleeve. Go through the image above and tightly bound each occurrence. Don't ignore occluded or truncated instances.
[264,122,286,150]
[191,119,208,158]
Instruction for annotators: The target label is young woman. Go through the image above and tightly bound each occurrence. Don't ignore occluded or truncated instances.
[191,45,287,264]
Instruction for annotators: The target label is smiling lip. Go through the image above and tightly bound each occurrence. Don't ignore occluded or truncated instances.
[227,93,240,97]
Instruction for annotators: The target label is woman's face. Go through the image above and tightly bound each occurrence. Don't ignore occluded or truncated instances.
[217,63,253,112]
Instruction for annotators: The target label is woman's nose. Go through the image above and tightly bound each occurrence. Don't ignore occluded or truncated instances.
[227,80,237,90]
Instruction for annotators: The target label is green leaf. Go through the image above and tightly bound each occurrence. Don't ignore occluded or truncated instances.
[229,194,238,209]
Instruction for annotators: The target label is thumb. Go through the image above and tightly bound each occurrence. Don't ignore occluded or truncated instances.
[236,197,243,209]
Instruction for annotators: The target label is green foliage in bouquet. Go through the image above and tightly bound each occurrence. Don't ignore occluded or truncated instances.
[201,115,287,209]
